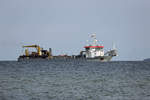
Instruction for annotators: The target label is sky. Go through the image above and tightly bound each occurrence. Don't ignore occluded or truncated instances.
[0,0,150,61]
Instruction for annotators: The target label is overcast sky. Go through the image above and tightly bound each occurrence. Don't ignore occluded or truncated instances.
[0,0,150,60]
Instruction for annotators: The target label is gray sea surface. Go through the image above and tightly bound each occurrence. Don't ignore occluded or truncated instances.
[0,60,150,100]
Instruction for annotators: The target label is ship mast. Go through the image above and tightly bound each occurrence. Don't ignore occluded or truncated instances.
[90,33,98,46]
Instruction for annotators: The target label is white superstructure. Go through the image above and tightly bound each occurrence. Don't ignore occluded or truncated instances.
[84,34,104,58]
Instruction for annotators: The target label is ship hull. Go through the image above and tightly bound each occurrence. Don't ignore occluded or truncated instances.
[18,55,113,62]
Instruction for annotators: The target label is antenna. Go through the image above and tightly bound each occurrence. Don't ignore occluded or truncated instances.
[91,33,96,39]
[91,33,98,46]
[112,42,116,50]
[86,40,89,46]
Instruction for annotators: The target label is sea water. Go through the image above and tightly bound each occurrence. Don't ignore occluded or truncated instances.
[0,60,150,100]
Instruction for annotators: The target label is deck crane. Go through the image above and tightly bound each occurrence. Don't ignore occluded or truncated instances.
[23,45,42,56]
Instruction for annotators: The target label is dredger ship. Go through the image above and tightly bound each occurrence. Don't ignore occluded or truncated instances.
[18,34,117,61]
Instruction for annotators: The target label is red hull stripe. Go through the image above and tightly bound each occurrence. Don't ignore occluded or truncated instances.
[84,46,104,48]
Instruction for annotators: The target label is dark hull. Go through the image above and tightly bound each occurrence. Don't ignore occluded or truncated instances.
[18,56,113,62]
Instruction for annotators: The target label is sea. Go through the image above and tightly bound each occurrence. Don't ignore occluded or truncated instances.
[0,60,150,100]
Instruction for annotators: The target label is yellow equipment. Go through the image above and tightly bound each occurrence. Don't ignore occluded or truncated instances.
[25,49,29,56]
[23,45,42,56]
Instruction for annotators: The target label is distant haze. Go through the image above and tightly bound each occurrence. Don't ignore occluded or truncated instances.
[0,0,150,60]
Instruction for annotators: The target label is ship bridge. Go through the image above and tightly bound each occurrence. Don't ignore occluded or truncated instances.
[84,34,104,58]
